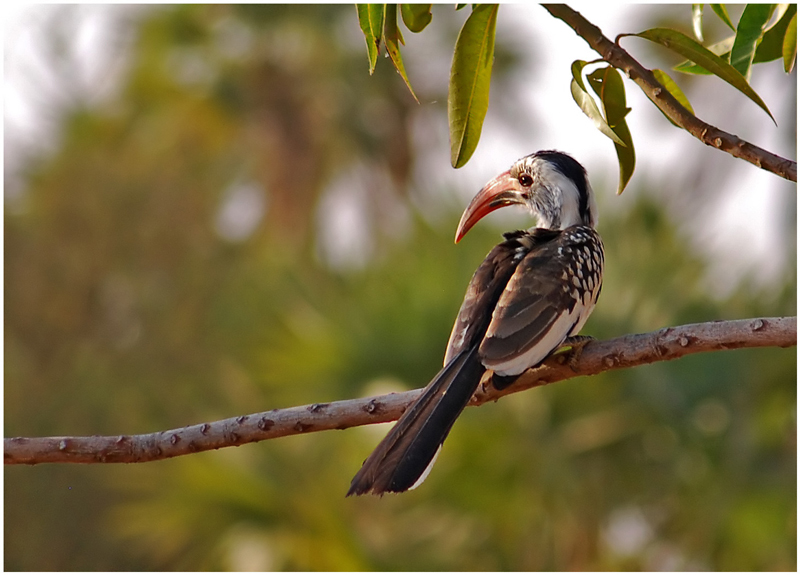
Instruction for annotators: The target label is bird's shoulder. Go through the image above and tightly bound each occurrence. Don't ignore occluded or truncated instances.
[444,227,574,361]
[502,225,603,302]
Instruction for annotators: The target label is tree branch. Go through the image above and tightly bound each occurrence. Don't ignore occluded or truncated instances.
[5,317,795,466]
[541,4,797,183]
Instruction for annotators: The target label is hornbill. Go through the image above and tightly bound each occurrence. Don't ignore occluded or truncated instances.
[348,150,604,496]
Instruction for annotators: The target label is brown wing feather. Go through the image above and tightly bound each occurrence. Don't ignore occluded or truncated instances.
[444,231,533,364]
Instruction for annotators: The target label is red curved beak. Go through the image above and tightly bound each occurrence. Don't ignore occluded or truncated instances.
[455,171,527,243]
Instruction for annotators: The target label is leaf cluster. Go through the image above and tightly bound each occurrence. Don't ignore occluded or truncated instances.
[356,4,498,168]
[679,4,797,76]
[355,4,796,191]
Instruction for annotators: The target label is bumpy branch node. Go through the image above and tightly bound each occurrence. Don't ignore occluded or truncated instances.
[5,317,795,466]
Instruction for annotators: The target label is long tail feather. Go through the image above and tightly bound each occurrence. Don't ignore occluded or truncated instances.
[347,345,485,496]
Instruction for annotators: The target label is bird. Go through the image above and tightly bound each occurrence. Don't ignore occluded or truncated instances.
[347,150,604,496]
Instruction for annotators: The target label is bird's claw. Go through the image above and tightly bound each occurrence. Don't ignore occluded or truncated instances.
[561,335,595,372]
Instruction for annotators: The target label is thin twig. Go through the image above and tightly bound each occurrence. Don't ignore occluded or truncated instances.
[541,4,797,183]
[5,316,795,466]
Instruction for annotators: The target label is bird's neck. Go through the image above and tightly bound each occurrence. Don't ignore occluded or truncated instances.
[531,194,585,230]
[531,181,596,231]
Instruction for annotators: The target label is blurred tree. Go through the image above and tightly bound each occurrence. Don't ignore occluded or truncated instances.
[4,3,795,571]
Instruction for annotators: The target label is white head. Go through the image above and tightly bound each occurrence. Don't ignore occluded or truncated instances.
[456,151,597,241]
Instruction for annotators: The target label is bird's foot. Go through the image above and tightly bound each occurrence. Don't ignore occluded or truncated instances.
[560,335,595,372]
[491,372,519,391]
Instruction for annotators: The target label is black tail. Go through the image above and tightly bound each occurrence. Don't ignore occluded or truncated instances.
[347,345,485,496]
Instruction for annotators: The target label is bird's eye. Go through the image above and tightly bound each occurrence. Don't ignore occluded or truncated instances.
[518,174,534,187]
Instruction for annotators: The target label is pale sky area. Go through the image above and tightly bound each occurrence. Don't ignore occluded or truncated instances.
[4,4,797,296]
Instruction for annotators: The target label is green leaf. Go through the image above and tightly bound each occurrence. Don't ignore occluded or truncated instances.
[783,12,797,72]
[629,28,775,124]
[400,4,433,32]
[730,4,773,79]
[384,5,418,101]
[677,6,796,72]
[587,67,636,194]
[569,60,625,146]
[711,4,736,30]
[455,4,467,10]
[356,4,386,74]
[769,4,792,29]
[754,4,797,63]
[652,69,695,126]
[692,4,705,42]
[448,4,499,168]
[674,37,734,75]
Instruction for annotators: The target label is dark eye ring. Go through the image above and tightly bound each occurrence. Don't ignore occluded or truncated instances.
[518,174,533,187]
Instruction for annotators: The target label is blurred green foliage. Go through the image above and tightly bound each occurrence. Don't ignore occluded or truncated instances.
[5,4,796,571]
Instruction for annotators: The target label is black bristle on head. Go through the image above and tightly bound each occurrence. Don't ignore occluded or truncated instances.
[533,150,589,220]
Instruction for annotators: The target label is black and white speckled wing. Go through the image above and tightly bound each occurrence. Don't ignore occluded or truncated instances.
[478,226,603,377]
